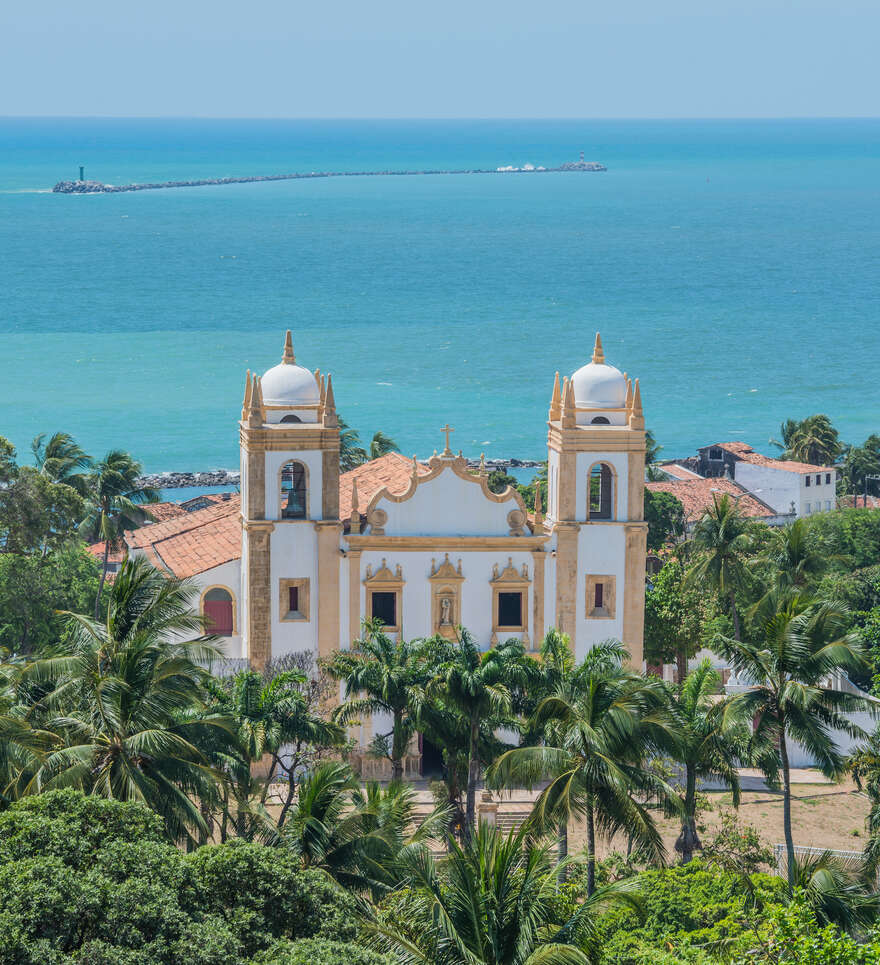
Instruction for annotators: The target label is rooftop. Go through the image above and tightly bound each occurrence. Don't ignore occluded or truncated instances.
[646,476,778,523]
[703,441,832,475]
[339,452,430,520]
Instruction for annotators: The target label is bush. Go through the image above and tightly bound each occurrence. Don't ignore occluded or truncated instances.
[250,938,395,965]
[0,791,359,964]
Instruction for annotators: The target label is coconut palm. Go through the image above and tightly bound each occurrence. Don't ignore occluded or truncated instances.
[686,493,751,640]
[20,556,234,844]
[791,850,880,934]
[489,640,677,896]
[31,431,92,495]
[431,631,529,838]
[716,593,873,889]
[848,735,880,876]
[367,821,640,965]
[369,430,400,461]
[338,417,368,471]
[79,449,159,617]
[282,760,449,898]
[771,415,842,467]
[667,659,754,864]
[328,621,430,781]
[758,518,830,596]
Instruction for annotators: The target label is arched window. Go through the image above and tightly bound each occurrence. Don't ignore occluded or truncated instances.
[203,587,234,636]
[588,463,614,520]
[280,461,307,519]
[280,414,302,423]
[590,416,610,425]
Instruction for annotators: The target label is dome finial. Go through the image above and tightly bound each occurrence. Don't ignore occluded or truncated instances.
[549,371,562,421]
[350,478,361,534]
[282,330,296,365]
[592,332,605,365]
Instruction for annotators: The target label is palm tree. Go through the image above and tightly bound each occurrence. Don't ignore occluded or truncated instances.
[717,594,873,889]
[686,493,751,640]
[338,418,368,472]
[328,621,429,781]
[31,431,92,495]
[367,821,640,965]
[645,429,662,466]
[667,659,753,864]
[758,518,830,595]
[20,556,234,844]
[209,667,344,838]
[771,415,842,466]
[282,760,449,898]
[489,641,677,897]
[790,850,880,934]
[79,450,159,617]
[431,632,529,838]
[369,430,399,461]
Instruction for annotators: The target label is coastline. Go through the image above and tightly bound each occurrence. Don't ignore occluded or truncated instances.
[137,457,544,490]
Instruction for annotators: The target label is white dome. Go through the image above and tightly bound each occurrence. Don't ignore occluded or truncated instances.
[570,360,628,409]
[260,362,320,407]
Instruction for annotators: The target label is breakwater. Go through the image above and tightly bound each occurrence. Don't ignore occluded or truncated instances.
[53,159,606,194]
[138,458,543,490]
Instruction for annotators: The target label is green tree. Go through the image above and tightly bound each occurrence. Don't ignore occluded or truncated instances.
[327,621,429,781]
[645,559,710,681]
[686,493,752,640]
[771,415,842,467]
[759,518,830,597]
[644,489,686,551]
[645,428,663,466]
[717,594,873,889]
[0,466,84,555]
[20,557,234,844]
[31,431,92,495]
[431,632,529,838]
[0,543,99,657]
[369,822,639,965]
[667,659,752,864]
[487,469,520,495]
[368,431,400,461]
[840,434,880,498]
[489,641,677,896]
[79,449,158,617]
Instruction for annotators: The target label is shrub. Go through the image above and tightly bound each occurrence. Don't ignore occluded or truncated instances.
[250,938,395,965]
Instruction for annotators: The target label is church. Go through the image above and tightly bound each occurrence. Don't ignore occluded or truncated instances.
[127,332,648,680]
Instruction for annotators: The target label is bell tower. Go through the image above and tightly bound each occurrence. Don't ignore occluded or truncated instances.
[239,332,341,668]
[546,333,647,666]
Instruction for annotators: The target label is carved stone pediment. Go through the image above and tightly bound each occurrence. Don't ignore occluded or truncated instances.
[429,553,464,582]
[364,558,404,586]
[490,557,530,585]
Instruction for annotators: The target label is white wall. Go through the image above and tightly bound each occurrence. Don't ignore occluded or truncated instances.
[269,521,321,657]
[734,463,799,517]
[375,468,520,537]
[573,524,627,660]
[188,559,244,658]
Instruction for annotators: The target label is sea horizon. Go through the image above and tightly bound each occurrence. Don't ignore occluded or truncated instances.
[1,116,878,473]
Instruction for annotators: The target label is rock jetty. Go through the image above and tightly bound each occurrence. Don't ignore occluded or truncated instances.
[53,159,606,195]
[137,460,542,490]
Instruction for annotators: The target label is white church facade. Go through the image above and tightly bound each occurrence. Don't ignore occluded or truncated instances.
[126,331,649,676]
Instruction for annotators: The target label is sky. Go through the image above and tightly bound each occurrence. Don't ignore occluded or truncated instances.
[0,0,876,118]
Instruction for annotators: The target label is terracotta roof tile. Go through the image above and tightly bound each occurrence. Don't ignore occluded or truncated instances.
[706,442,831,475]
[657,463,701,480]
[127,496,241,550]
[339,452,430,520]
[646,477,777,522]
[144,502,188,522]
[87,541,126,564]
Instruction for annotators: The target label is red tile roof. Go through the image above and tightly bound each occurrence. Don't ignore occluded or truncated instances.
[646,477,777,523]
[128,495,242,579]
[87,541,126,564]
[339,452,430,520]
[144,502,188,522]
[658,463,701,481]
[708,442,831,475]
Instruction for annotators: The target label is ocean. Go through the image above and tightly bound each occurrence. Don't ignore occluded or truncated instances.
[1,118,878,474]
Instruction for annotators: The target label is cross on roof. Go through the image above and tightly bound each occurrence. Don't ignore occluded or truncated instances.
[441,424,455,454]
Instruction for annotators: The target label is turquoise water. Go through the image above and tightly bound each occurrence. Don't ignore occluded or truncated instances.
[1,118,878,472]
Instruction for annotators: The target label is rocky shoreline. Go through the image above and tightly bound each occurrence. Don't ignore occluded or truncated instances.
[137,459,543,491]
[53,160,606,195]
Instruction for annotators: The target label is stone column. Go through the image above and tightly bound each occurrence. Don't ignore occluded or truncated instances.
[348,549,362,645]
[531,548,545,648]
[316,521,342,659]
[244,521,274,670]
[554,523,579,636]
[623,522,648,669]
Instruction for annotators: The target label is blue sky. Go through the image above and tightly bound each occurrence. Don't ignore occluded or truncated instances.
[1,0,876,118]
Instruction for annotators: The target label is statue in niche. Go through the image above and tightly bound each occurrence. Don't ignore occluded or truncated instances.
[439,597,453,626]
